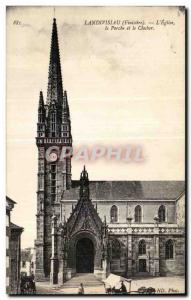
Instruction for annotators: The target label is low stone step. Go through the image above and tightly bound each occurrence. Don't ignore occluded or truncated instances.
[36,277,50,282]
[63,273,103,288]
[63,283,102,287]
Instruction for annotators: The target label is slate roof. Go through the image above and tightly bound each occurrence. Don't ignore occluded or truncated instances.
[10,222,23,231]
[6,196,16,204]
[63,181,185,201]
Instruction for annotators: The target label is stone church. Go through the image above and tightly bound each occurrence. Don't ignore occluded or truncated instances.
[35,18,185,284]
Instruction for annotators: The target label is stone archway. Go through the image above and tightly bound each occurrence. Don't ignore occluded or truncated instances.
[76,238,94,273]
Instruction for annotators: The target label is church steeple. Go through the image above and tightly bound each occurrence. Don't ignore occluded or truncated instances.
[47,18,63,106]
[44,18,72,140]
[36,18,73,279]
[36,18,72,141]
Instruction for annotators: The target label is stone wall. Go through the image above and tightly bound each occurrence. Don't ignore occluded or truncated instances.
[176,194,185,227]
[10,228,21,294]
[159,236,185,276]
[109,235,127,275]
[62,200,177,224]
[108,234,184,277]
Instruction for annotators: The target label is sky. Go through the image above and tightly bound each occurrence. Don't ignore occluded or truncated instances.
[6,6,185,248]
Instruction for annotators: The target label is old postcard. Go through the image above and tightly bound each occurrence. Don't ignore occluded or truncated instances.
[6,6,186,295]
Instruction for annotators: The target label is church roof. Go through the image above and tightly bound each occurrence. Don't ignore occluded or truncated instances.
[6,196,16,205]
[10,222,24,231]
[6,196,16,212]
[63,180,185,201]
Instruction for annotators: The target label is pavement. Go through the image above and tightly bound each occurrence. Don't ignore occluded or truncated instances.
[130,276,185,295]
[36,275,185,295]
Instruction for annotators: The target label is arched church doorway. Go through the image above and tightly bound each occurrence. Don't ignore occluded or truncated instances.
[76,238,94,273]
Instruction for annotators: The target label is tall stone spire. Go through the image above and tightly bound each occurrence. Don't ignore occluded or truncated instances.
[35,18,72,280]
[47,18,63,106]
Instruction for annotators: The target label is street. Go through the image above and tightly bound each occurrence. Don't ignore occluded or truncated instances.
[36,276,185,295]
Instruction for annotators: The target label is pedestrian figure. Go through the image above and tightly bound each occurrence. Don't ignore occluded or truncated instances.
[104,283,112,294]
[31,272,35,281]
[120,281,127,294]
[20,276,26,294]
[29,276,36,294]
[78,283,84,294]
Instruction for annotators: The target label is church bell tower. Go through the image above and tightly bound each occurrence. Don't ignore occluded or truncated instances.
[35,18,72,280]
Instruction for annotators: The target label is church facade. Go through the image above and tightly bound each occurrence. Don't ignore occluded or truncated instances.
[35,18,185,284]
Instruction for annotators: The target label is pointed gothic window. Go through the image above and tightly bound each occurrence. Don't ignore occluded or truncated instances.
[158,205,166,222]
[135,205,142,223]
[51,112,56,137]
[22,261,26,268]
[39,176,43,190]
[138,239,146,255]
[165,240,174,259]
[111,239,121,259]
[110,205,118,223]
[52,112,56,123]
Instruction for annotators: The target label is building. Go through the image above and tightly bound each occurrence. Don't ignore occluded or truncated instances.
[6,196,23,294]
[35,18,185,284]
[21,247,36,276]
